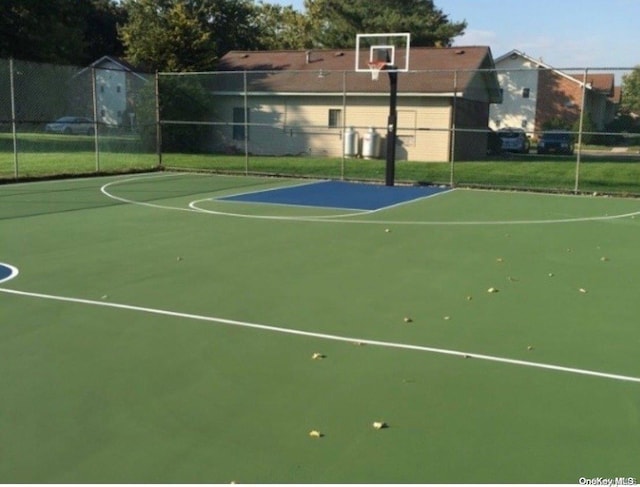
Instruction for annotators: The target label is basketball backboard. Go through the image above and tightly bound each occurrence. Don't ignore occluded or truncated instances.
[355,33,411,73]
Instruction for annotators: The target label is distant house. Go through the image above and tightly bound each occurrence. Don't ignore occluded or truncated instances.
[212,47,501,162]
[75,56,149,129]
[490,49,620,134]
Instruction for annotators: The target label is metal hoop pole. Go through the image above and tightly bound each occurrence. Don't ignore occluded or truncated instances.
[385,69,398,187]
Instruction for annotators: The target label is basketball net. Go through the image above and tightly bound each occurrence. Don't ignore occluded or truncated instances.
[368,61,387,81]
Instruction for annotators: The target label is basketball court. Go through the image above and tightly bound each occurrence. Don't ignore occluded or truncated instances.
[2,171,640,483]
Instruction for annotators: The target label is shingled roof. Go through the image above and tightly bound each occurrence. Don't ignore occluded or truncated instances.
[213,46,501,102]
[496,49,617,97]
[570,73,615,96]
[75,55,149,81]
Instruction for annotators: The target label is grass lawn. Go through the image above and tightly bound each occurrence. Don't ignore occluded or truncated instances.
[2,132,640,195]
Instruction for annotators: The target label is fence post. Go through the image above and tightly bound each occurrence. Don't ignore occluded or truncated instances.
[243,70,249,175]
[155,71,162,168]
[449,70,458,187]
[9,58,18,178]
[91,67,100,172]
[574,68,588,194]
[341,70,347,181]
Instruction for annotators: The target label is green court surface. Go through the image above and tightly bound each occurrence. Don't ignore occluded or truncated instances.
[1,173,639,483]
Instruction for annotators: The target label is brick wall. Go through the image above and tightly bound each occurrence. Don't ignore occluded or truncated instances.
[535,69,581,131]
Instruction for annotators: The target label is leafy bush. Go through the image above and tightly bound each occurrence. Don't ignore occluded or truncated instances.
[542,117,571,131]
[135,75,216,153]
[572,116,596,145]
[158,76,215,153]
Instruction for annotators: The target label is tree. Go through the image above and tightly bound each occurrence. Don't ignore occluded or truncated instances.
[160,76,215,152]
[0,0,86,63]
[251,2,313,50]
[119,0,258,72]
[621,66,640,115]
[79,0,127,65]
[303,0,466,49]
[119,0,217,72]
[198,0,260,58]
[0,0,125,65]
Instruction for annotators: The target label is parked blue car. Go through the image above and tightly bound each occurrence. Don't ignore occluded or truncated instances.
[537,131,574,155]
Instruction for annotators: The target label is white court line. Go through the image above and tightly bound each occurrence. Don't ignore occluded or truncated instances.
[193,184,454,219]
[0,264,19,284]
[205,195,369,214]
[101,174,640,225]
[1,284,639,385]
[101,173,206,213]
[102,174,448,220]
[189,197,372,219]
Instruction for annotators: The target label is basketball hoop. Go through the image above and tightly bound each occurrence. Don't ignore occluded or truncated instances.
[368,61,387,81]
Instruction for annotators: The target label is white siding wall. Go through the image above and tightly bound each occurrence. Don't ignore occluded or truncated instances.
[95,61,127,127]
[490,56,539,134]
[215,95,452,162]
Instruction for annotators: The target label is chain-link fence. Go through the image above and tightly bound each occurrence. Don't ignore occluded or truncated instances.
[0,58,157,180]
[3,57,640,196]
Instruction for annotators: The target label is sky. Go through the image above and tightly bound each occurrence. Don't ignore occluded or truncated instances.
[271,0,640,76]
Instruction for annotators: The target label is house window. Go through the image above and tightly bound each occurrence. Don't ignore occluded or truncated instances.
[522,88,530,98]
[328,109,342,128]
[100,85,105,93]
[117,85,121,93]
[233,107,249,140]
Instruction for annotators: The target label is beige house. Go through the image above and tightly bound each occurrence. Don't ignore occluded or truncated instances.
[212,47,501,162]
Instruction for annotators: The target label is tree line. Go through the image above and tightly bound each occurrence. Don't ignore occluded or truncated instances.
[0,0,466,72]
[3,0,640,115]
